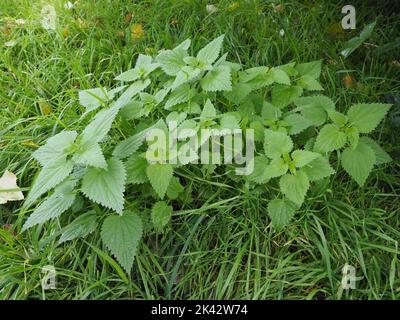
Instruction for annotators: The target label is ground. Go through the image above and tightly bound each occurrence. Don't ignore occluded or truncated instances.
[0,0,399,299]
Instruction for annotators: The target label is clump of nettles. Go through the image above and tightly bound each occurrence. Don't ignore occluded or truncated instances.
[22,35,392,273]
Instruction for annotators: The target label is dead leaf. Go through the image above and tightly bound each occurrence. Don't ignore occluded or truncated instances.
[0,170,24,204]
[343,74,355,89]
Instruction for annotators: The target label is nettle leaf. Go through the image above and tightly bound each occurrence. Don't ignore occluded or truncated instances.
[345,126,359,150]
[25,157,74,207]
[172,66,201,89]
[272,85,303,108]
[81,158,126,213]
[101,211,143,274]
[113,125,152,159]
[294,95,335,126]
[125,154,148,184]
[284,113,312,135]
[113,79,151,110]
[279,171,310,206]
[200,65,232,92]
[22,179,77,231]
[329,111,348,126]
[360,137,391,165]
[200,99,217,120]
[166,176,184,200]
[165,83,196,110]
[262,102,281,121]
[247,155,270,184]
[264,130,293,159]
[297,75,324,91]
[33,131,77,166]
[271,68,291,85]
[115,54,158,81]
[341,140,375,187]
[78,87,123,113]
[268,198,297,230]
[196,35,224,65]
[219,114,240,132]
[347,103,392,133]
[302,157,334,181]
[223,83,252,104]
[146,163,173,199]
[265,157,288,179]
[291,150,321,168]
[156,41,190,76]
[59,210,98,244]
[295,60,322,79]
[315,124,347,152]
[72,142,107,168]
[151,201,173,232]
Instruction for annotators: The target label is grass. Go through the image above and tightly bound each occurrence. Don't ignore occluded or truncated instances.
[0,0,399,299]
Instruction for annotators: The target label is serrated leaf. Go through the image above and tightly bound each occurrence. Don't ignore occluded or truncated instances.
[272,68,291,85]
[279,171,310,206]
[125,154,148,184]
[264,130,293,159]
[360,137,391,165]
[72,142,107,168]
[223,82,252,104]
[113,79,151,110]
[297,75,324,91]
[272,85,303,108]
[22,179,77,231]
[196,35,224,65]
[166,176,184,200]
[302,157,334,181]
[268,198,297,230]
[165,83,196,110]
[219,114,240,132]
[200,99,217,120]
[262,102,281,121]
[200,65,232,92]
[119,101,143,120]
[81,158,126,213]
[79,88,108,112]
[291,150,321,167]
[341,140,375,186]
[247,155,270,184]
[284,113,312,135]
[59,210,98,244]
[115,54,158,81]
[315,124,347,152]
[146,163,173,199]
[156,46,188,76]
[265,157,288,179]
[101,211,143,274]
[25,157,74,207]
[345,126,359,149]
[151,201,173,232]
[295,60,322,79]
[113,125,152,159]
[347,103,391,133]
[33,131,77,166]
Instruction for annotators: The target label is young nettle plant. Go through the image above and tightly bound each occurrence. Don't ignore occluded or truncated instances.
[22,35,392,274]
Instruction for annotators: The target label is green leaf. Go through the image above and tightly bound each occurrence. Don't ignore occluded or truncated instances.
[223,83,252,104]
[156,43,189,76]
[293,95,335,126]
[25,157,74,207]
[125,154,148,184]
[271,85,303,108]
[329,111,348,126]
[115,54,158,81]
[341,140,375,186]
[196,35,224,65]
[146,163,173,199]
[101,211,143,274]
[262,102,281,121]
[302,157,334,181]
[33,131,77,166]
[279,171,310,206]
[265,158,288,179]
[22,179,77,231]
[219,114,240,132]
[271,68,291,85]
[113,79,151,110]
[200,99,217,120]
[151,201,173,232]
[247,155,270,184]
[341,21,376,58]
[81,158,126,213]
[79,88,108,112]
[264,130,293,159]
[291,150,321,167]
[347,103,392,133]
[113,125,152,159]
[267,198,297,230]
[297,75,324,91]
[119,101,143,120]
[360,137,391,165]
[166,176,184,200]
[165,83,196,110]
[72,142,107,168]
[200,65,232,92]
[59,210,98,244]
[315,124,347,152]
[345,126,359,149]
[295,60,322,79]
[284,113,312,135]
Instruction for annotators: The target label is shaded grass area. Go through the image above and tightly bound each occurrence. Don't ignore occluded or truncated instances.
[0,0,399,299]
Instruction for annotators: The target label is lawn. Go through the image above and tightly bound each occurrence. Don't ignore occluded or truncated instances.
[0,0,399,300]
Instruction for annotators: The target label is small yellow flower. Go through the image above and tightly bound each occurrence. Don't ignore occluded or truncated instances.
[170,17,178,25]
[131,23,144,40]
[227,2,240,12]
[62,26,70,37]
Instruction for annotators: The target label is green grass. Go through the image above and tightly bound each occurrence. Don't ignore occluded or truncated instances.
[0,0,399,299]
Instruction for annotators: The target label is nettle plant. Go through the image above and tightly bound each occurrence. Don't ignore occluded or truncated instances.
[22,35,392,273]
